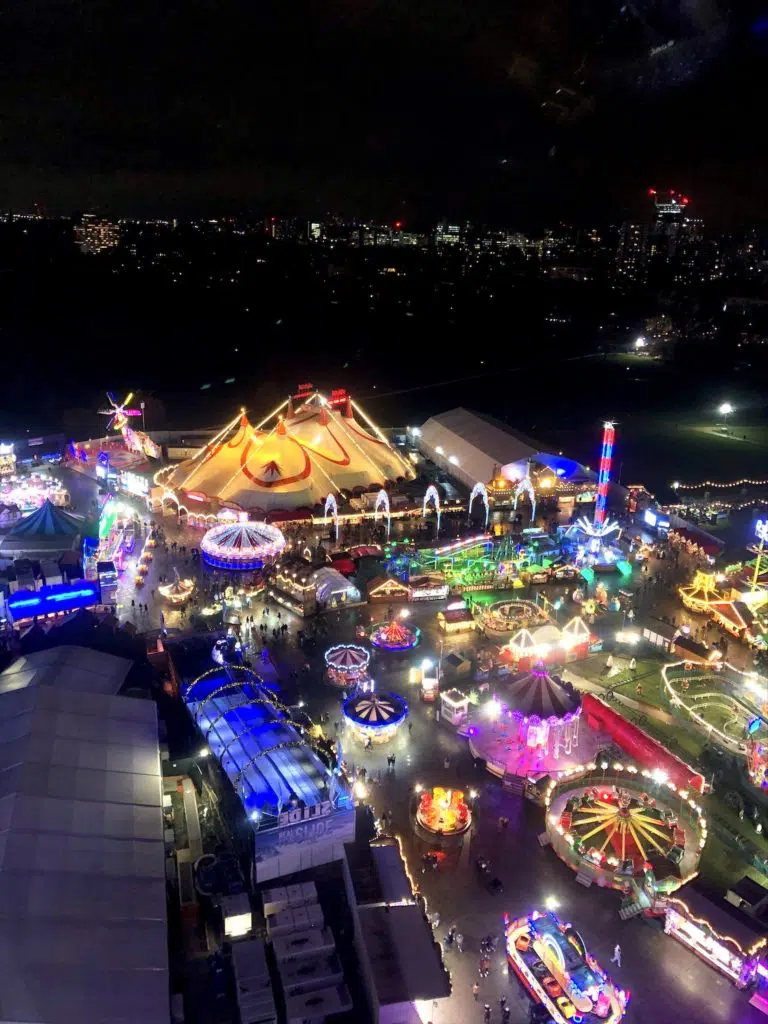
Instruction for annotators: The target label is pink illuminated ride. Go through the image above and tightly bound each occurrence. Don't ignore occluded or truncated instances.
[370,618,420,651]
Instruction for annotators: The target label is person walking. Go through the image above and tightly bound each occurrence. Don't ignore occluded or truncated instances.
[472,982,479,1001]
[611,943,622,967]
[456,932,463,953]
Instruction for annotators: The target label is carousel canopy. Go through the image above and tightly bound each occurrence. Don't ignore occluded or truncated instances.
[325,644,371,671]
[505,661,580,720]
[200,518,285,565]
[343,692,408,727]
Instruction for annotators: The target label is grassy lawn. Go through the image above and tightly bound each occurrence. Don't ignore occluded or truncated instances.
[609,667,667,710]
[698,834,748,890]
[575,654,668,708]
[617,702,708,761]
[685,423,768,450]
[707,793,768,857]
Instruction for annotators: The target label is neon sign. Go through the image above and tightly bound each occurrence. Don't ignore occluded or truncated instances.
[329,388,349,407]
[7,582,100,620]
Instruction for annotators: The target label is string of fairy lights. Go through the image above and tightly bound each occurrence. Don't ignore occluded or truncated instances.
[673,478,768,492]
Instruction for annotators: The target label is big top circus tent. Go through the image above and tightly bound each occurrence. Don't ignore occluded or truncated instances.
[156,389,414,517]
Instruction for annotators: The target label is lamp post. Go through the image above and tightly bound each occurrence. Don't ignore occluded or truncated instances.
[718,401,733,431]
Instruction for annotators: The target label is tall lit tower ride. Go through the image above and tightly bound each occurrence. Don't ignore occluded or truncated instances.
[565,421,628,574]
[594,421,615,527]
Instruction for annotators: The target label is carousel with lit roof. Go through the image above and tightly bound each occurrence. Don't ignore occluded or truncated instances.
[468,661,601,778]
[342,691,408,744]
[324,644,372,689]
[200,515,286,571]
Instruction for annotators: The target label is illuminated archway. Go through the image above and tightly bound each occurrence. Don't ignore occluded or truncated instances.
[374,489,391,539]
[513,461,536,524]
[468,482,489,528]
[423,484,441,536]
[324,493,339,542]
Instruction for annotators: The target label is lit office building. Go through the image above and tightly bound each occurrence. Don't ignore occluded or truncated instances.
[616,222,649,281]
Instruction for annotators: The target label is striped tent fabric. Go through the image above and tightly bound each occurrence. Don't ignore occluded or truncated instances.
[343,692,407,725]
[505,661,580,719]
[0,499,83,555]
[325,645,370,671]
[6,499,81,537]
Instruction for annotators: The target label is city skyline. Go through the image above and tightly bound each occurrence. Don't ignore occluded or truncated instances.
[4,2,766,225]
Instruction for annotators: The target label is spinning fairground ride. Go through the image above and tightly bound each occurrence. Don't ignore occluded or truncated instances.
[506,909,629,1024]
[544,763,707,890]
[414,786,472,838]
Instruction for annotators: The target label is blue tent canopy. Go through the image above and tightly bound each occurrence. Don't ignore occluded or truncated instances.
[0,500,83,554]
[6,499,81,537]
[184,666,350,826]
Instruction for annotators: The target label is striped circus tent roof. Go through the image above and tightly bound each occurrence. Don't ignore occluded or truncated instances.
[0,500,83,554]
[325,644,370,671]
[343,692,408,727]
[505,661,580,720]
[165,394,414,513]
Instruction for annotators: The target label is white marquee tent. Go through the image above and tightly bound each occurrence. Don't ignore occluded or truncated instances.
[0,647,168,1024]
[418,408,541,489]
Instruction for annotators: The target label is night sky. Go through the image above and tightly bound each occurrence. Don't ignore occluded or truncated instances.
[3,0,768,223]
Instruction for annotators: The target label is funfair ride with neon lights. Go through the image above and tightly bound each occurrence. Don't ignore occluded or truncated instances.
[370,618,421,651]
[505,909,629,1024]
[566,422,628,573]
[200,515,286,570]
[415,787,472,836]
[98,391,143,434]
[342,691,408,744]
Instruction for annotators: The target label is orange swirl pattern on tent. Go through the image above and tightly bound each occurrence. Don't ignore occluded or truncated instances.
[163,390,414,513]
